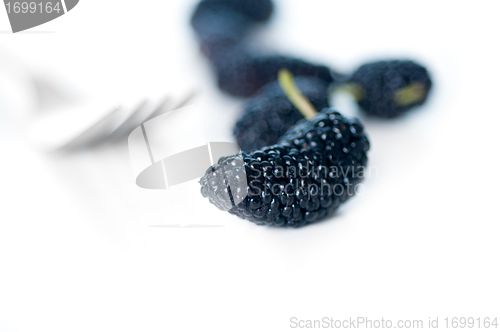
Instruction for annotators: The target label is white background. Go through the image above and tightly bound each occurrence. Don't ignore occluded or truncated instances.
[1,1,499,331]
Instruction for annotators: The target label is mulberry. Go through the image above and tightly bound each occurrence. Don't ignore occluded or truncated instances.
[347,59,432,118]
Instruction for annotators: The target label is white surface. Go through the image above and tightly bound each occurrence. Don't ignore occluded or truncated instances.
[27,101,122,151]
[1,1,499,331]
[0,50,38,126]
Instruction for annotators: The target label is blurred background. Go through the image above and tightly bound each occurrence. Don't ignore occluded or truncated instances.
[1,1,499,331]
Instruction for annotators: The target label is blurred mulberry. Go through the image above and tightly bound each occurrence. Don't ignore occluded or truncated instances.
[190,3,254,58]
[348,60,432,118]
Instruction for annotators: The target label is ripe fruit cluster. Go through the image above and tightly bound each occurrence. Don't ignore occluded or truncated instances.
[190,1,433,227]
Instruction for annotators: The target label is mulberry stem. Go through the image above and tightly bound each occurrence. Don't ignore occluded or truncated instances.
[278,69,317,120]
[394,82,426,106]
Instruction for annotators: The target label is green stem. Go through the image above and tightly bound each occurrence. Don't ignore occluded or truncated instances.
[278,69,318,120]
[394,82,426,106]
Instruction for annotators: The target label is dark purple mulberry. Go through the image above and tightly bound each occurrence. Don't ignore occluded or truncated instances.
[348,59,432,118]
[190,3,254,59]
[200,109,370,227]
